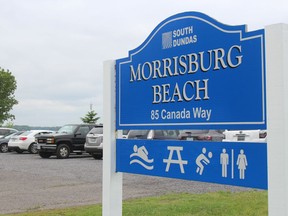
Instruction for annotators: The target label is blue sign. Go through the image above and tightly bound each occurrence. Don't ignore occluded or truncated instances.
[116,139,267,189]
[116,12,266,129]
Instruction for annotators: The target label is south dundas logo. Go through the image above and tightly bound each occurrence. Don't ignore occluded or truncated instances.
[162,31,173,49]
[162,25,197,49]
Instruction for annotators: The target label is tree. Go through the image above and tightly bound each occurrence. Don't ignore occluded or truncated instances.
[0,68,18,125]
[81,110,100,124]
[3,121,14,128]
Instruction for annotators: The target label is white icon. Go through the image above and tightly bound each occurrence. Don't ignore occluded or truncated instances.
[130,145,154,170]
[236,149,248,179]
[163,146,188,174]
[196,147,213,175]
[220,148,229,178]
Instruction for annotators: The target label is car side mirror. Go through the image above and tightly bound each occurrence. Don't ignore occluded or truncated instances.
[75,132,81,136]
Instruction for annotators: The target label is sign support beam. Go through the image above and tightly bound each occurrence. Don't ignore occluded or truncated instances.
[102,60,122,216]
[266,24,288,216]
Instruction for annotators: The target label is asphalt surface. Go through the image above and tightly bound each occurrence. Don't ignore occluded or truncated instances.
[0,151,251,214]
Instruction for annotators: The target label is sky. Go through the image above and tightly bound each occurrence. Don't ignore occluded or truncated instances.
[0,0,287,127]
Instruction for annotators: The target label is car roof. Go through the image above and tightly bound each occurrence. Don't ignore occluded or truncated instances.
[64,124,99,126]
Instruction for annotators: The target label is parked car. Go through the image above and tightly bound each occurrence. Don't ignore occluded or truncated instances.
[127,130,150,139]
[0,131,24,153]
[122,130,130,139]
[178,130,224,141]
[222,130,267,142]
[127,130,180,140]
[36,124,100,159]
[8,130,54,154]
[84,126,103,159]
[0,128,18,138]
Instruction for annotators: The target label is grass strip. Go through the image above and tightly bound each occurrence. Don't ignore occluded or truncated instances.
[3,190,267,216]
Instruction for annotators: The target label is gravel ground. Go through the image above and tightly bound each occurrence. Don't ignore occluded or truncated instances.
[0,152,252,214]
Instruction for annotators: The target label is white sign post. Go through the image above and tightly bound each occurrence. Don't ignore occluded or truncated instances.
[102,60,122,216]
[266,24,288,216]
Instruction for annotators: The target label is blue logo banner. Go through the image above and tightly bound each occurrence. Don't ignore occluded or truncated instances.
[116,12,266,129]
[116,139,268,189]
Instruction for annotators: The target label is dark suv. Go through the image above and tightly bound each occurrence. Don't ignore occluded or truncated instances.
[36,124,100,159]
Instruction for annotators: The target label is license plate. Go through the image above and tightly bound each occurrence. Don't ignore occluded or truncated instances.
[237,135,246,141]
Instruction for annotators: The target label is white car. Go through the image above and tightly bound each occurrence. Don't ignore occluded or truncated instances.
[222,130,267,143]
[8,130,54,154]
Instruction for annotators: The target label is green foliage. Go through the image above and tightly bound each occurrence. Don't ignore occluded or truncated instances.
[81,110,100,124]
[3,121,14,128]
[3,191,267,216]
[123,191,268,216]
[0,67,18,125]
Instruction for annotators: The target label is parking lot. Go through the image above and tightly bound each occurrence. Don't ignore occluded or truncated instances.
[0,152,251,214]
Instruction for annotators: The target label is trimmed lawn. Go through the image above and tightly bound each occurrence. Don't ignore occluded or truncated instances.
[3,191,267,216]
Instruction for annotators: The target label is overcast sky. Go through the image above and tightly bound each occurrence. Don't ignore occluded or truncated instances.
[0,0,287,127]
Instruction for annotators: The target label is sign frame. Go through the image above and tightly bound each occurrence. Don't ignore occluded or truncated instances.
[116,11,266,130]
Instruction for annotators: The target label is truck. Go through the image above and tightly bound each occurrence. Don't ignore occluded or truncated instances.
[36,124,100,159]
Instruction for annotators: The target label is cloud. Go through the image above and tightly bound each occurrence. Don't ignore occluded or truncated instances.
[12,97,103,126]
[1,0,288,126]
[16,99,77,112]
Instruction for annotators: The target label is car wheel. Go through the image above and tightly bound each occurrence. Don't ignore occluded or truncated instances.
[92,154,102,160]
[57,144,70,159]
[0,143,8,153]
[28,143,38,154]
[39,152,52,158]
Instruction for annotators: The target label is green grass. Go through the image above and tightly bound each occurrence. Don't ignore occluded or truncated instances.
[2,191,267,216]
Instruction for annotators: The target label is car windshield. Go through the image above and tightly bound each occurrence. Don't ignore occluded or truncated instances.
[20,131,33,136]
[89,127,103,134]
[58,125,78,134]
[123,130,129,135]
[0,129,17,136]
[128,130,149,139]
[161,130,179,138]
[150,130,180,139]
[9,131,24,137]
[2,132,19,139]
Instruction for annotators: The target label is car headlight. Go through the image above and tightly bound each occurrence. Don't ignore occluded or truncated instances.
[46,138,55,144]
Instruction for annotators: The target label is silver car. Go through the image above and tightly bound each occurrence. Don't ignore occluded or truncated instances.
[0,128,18,138]
[84,126,103,159]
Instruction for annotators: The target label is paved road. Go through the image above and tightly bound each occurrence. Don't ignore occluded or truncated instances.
[0,152,250,214]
